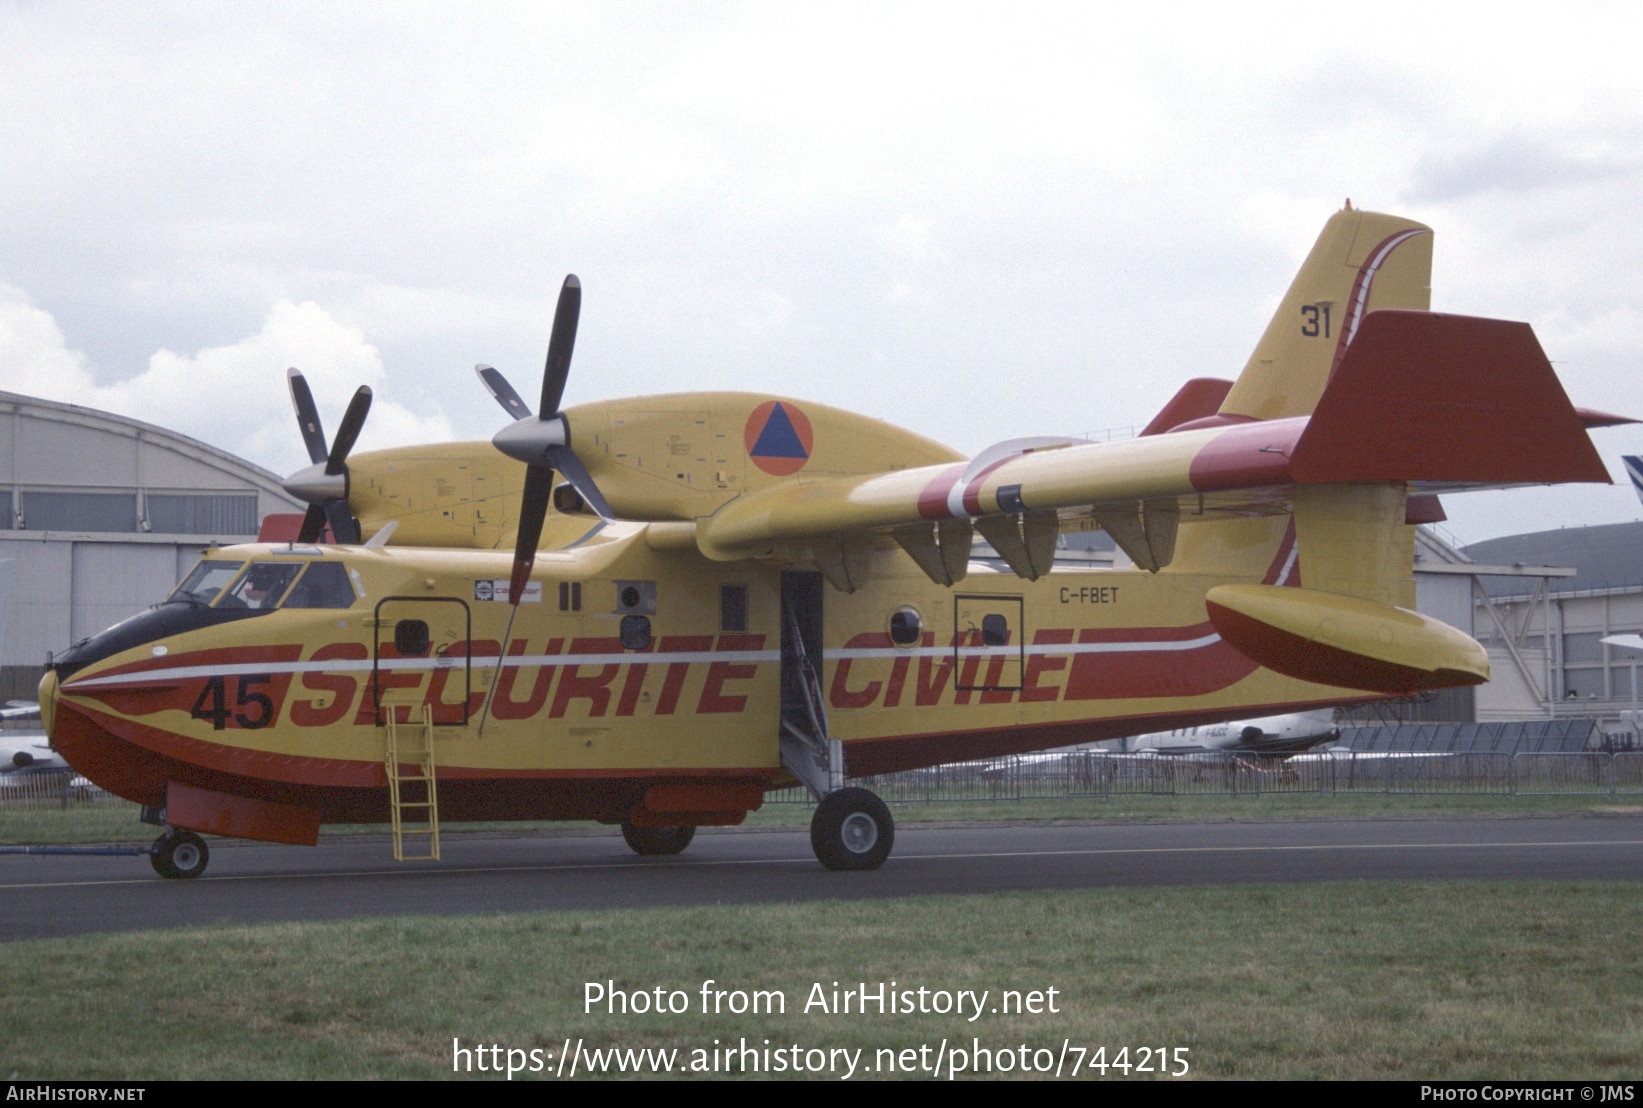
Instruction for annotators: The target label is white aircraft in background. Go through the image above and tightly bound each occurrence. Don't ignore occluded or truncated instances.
[2,734,60,772]
[1101,710,1341,755]
[995,709,1342,771]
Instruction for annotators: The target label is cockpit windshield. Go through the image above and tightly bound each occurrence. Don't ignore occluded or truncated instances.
[169,561,245,607]
[221,563,303,609]
[167,559,357,611]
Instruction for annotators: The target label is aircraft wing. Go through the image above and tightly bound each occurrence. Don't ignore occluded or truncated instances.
[696,311,1613,579]
[0,700,40,721]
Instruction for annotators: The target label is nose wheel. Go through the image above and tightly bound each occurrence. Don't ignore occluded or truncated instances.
[620,823,696,856]
[150,829,209,879]
[810,787,893,871]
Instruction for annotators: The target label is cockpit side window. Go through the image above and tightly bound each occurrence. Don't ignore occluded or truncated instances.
[169,561,246,607]
[219,562,303,610]
[282,562,357,609]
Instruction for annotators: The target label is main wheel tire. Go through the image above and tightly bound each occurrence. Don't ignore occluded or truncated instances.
[621,823,696,856]
[150,829,209,880]
[810,787,893,871]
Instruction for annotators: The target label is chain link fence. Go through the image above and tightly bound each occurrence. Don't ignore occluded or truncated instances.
[766,750,1643,803]
[8,752,1643,814]
[0,769,104,809]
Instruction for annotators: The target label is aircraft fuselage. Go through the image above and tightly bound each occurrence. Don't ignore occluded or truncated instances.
[42,513,1358,846]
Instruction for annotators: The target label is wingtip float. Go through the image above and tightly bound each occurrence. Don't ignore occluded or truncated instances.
[40,206,1626,877]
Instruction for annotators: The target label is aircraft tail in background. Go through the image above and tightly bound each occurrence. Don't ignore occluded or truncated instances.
[1623,456,1643,505]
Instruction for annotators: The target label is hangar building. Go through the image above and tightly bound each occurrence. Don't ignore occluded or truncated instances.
[1465,521,1643,740]
[0,391,299,702]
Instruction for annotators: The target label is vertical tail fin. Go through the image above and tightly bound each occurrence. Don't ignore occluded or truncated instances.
[1230,211,1430,605]
[1219,206,1432,422]
[1169,207,1430,582]
[1623,456,1643,506]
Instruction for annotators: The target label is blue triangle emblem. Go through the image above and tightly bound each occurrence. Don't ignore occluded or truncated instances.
[750,403,809,459]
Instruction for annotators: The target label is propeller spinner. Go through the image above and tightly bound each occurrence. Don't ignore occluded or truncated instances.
[281,369,372,544]
[479,275,613,605]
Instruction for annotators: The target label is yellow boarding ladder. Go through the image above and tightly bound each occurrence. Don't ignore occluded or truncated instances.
[384,701,440,861]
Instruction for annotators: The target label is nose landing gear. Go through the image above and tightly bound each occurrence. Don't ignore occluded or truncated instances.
[150,828,209,879]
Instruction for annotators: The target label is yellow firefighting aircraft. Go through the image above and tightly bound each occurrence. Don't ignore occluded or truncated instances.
[37,206,1628,878]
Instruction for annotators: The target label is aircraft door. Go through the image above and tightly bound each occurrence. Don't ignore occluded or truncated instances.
[778,570,843,798]
[953,593,1024,693]
[373,597,473,725]
[780,571,825,740]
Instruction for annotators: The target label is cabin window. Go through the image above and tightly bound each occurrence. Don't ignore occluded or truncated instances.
[981,613,1009,647]
[889,606,922,647]
[721,585,747,633]
[394,619,431,656]
[620,615,652,651]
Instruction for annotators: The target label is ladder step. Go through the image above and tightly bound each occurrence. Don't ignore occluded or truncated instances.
[385,704,441,863]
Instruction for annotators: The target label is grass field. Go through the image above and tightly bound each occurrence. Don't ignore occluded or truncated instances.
[5,793,1640,1081]
[3,882,1640,1081]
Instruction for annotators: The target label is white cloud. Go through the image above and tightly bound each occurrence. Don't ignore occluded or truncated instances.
[4,3,1643,538]
[0,284,95,398]
[0,288,454,479]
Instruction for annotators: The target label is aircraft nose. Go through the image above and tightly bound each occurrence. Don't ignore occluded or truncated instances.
[37,669,59,737]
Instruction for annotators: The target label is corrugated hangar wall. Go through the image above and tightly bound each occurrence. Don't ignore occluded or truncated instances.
[0,392,299,702]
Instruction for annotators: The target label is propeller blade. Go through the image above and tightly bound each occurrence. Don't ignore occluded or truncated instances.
[324,500,362,545]
[296,504,329,544]
[476,364,533,421]
[286,369,329,466]
[509,464,555,605]
[325,386,373,476]
[282,376,371,546]
[539,275,580,418]
[544,443,613,521]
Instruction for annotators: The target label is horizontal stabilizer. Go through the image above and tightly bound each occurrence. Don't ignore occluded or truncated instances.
[1205,584,1490,693]
[1579,408,1636,429]
[1292,311,1609,485]
[1141,378,1235,436]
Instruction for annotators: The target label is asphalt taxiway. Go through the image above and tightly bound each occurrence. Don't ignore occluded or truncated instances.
[3,814,1640,942]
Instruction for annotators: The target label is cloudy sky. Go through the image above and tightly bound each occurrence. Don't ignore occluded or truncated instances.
[2,2,1641,546]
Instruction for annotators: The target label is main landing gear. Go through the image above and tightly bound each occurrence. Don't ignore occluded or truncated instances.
[779,591,895,871]
[810,787,894,871]
[150,828,209,879]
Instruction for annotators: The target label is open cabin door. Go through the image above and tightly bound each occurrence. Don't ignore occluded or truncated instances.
[778,571,839,798]
[372,597,473,725]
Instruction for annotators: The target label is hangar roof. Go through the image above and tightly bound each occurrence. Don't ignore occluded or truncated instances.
[0,390,290,492]
[1464,520,1643,598]
[0,391,297,536]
